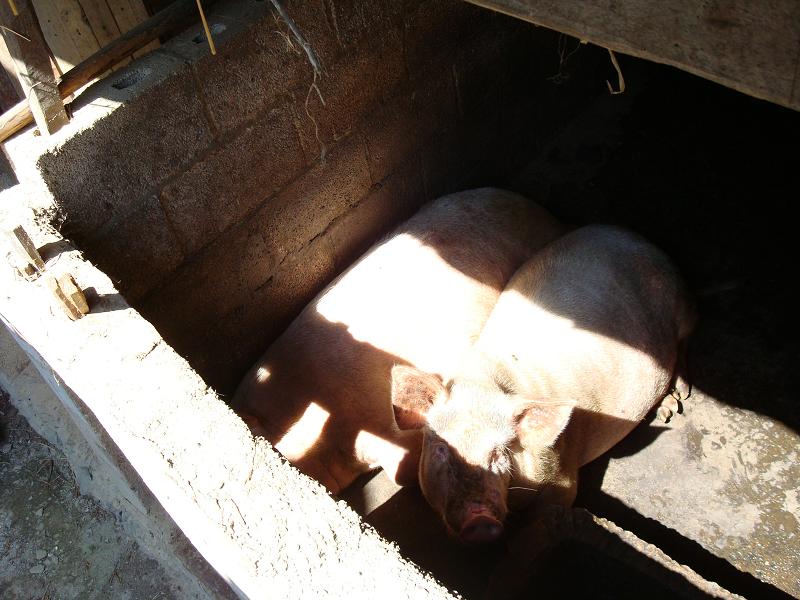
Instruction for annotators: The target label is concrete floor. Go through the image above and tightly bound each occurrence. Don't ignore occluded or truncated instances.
[0,387,180,600]
[343,383,799,600]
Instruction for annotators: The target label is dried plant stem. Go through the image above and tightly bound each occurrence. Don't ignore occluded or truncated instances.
[195,0,216,55]
[606,48,626,94]
[269,0,321,77]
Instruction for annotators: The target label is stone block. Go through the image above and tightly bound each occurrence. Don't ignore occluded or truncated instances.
[161,104,305,256]
[325,156,424,272]
[37,52,214,241]
[361,94,420,184]
[251,133,372,261]
[138,215,276,356]
[196,234,337,392]
[165,0,338,135]
[326,0,404,48]
[295,29,405,156]
[403,0,490,77]
[409,62,458,148]
[90,196,185,302]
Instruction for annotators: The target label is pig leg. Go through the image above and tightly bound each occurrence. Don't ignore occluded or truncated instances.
[238,411,270,438]
[658,338,692,422]
[670,342,692,401]
[657,396,681,423]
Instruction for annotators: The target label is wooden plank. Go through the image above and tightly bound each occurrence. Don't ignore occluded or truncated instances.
[77,0,130,73]
[4,224,45,278]
[0,0,69,135]
[107,0,158,56]
[57,272,90,315]
[107,0,148,32]
[0,98,31,141]
[468,0,800,112]
[78,0,121,47]
[31,0,101,73]
[43,272,88,320]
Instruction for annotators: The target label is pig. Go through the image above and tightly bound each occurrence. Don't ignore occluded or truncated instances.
[231,188,565,494]
[391,224,695,544]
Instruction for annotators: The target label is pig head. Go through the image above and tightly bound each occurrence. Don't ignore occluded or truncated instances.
[392,365,576,544]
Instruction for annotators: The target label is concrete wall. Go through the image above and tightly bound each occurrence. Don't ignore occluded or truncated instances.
[34,0,608,392]
[0,209,458,598]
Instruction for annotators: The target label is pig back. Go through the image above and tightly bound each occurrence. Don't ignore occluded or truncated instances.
[232,188,564,485]
[475,224,691,466]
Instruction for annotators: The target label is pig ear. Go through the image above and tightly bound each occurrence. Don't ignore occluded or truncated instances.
[391,365,446,430]
[513,400,576,449]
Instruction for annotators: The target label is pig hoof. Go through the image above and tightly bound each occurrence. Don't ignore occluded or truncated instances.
[657,396,681,423]
[671,375,691,402]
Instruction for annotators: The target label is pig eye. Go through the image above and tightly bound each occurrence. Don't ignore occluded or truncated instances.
[490,447,510,472]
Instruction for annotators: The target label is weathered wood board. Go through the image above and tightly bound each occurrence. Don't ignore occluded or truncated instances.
[32,0,101,74]
[79,0,125,47]
[468,0,800,112]
[0,36,24,110]
[32,0,157,75]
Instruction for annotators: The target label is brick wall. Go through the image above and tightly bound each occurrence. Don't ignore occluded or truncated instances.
[36,0,608,392]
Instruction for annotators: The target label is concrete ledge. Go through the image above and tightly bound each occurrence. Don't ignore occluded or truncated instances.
[0,192,456,599]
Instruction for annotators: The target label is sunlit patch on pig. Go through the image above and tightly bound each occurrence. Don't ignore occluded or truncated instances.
[255,366,271,383]
[275,401,330,462]
[315,233,496,377]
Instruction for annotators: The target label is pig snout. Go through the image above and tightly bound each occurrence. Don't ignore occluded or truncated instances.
[459,503,504,544]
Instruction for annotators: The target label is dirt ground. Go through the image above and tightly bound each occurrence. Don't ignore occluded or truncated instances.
[0,387,179,600]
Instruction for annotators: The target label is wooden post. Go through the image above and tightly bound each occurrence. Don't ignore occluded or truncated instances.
[0,0,68,135]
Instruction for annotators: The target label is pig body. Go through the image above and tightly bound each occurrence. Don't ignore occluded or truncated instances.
[392,225,695,543]
[232,188,564,493]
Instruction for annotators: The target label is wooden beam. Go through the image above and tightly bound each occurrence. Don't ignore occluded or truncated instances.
[467,0,800,112]
[0,0,212,142]
[0,34,24,102]
[0,0,69,135]
[0,97,29,138]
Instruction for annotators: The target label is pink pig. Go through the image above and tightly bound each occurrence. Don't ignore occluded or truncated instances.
[391,224,695,544]
[232,189,565,493]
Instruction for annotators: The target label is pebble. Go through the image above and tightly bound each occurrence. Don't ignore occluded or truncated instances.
[35,549,47,560]
[34,508,43,517]
[29,565,44,574]
[0,442,11,453]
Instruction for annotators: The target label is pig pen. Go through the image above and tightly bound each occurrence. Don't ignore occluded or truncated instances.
[1,0,799,598]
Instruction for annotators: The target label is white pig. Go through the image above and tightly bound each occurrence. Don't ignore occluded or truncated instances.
[232,188,565,493]
[391,224,695,543]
